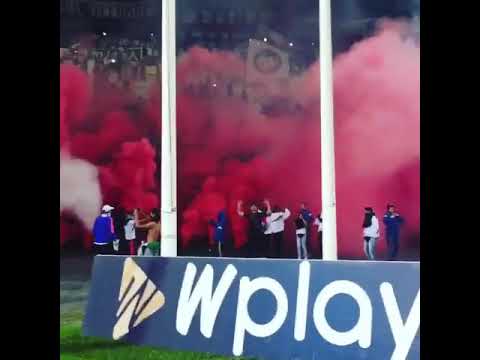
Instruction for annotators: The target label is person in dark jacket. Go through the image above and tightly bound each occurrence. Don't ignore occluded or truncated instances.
[295,213,308,259]
[209,210,227,257]
[112,207,126,254]
[383,204,404,260]
[300,203,314,224]
[237,200,266,257]
[300,203,314,257]
[92,205,116,255]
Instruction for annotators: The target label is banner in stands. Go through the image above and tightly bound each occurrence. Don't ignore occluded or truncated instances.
[246,40,289,103]
[84,257,420,360]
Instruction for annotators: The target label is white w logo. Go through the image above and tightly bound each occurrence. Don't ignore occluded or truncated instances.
[113,258,165,340]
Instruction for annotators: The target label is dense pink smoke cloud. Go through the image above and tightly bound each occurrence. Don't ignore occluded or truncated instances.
[99,138,159,211]
[60,21,419,258]
[60,64,91,148]
[60,65,160,247]
[177,22,419,257]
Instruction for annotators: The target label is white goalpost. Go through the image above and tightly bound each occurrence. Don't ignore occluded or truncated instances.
[160,0,178,257]
[160,0,339,260]
[319,0,338,260]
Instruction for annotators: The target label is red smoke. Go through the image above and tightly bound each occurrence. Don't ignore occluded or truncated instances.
[60,65,160,248]
[60,64,91,148]
[60,21,419,258]
[177,23,419,257]
[99,139,159,211]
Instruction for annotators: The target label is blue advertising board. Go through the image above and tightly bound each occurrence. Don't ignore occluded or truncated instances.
[84,256,420,359]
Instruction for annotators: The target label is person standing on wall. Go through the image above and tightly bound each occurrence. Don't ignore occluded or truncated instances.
[134,208,161,256]
[264,200,290,258]
[295,213,308,260]
[264,200,272,255]
[300,203,314,257]
[124,211,137,255]
[362,207,379,260]
[237,200,266,258]
[134,208,148,255]
[209,209,228,257]
[92,205,116,255]
[313,213,323,259]
[383,204,405,260]
[112,207,126,254]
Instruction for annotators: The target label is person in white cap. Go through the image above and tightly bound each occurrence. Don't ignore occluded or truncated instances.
[92,205,116,255]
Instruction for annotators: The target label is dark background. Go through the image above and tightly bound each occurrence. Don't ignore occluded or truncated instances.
[60,0,420,58]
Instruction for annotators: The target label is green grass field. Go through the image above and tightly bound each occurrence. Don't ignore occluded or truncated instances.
[60,256,250,360]
[60,312,248,360]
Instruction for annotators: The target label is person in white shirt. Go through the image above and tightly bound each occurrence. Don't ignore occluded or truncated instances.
[362,207,379,260]
[264,200,290,258]
[124,212,137,255]
[313,214,323,259]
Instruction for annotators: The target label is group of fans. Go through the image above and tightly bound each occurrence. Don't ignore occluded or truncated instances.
[362,204,404,261]
[91,201,404,260]
[204,200,404,260]
[233,200,322,260]
[92,205,161,256]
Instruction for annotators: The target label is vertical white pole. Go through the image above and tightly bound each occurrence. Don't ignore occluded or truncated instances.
[161,0,177,256]
[319,0,338,260]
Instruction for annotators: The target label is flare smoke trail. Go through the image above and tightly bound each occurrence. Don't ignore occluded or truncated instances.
[60,152,101,229]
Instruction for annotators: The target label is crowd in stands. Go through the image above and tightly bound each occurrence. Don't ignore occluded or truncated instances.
[60,36,305,115]
[60,35,161,85]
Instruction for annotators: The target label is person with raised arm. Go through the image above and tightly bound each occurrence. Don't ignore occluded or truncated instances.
[237,200,266,257]
[299,202,314,257]
[134,208,161,256]
[383,204,405,260]
[264,199,290,258]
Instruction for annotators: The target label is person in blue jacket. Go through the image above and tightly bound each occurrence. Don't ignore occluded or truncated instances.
[300,203,314,256]
[209,210,227,257]
[383,204,405,260]
[92,204,116,255]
